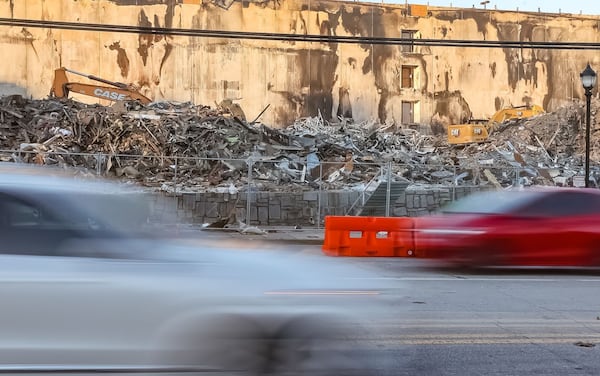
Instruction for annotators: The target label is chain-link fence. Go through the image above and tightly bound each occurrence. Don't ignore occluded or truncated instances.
[0,149,589,227]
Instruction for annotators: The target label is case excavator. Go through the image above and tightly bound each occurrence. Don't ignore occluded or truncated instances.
[50,67,151,105]
[447,104,544,145]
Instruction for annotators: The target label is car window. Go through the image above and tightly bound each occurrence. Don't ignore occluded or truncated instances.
[0,193,120,257]
[519,192,600,217]
[0,194,63,228]
[441,190,544,214]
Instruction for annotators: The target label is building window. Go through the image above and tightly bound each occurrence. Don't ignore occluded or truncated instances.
[401,66,416,88]
[402,101,414,124]
[401,30,416,53]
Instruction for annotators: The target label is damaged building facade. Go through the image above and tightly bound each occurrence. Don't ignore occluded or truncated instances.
[0,0,598,129]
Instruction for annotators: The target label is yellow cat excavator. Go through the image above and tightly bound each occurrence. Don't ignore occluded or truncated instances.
[50,67,151,105]
[447,104,544,145]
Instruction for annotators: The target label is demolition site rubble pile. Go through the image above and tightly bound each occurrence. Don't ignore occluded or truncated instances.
[0,94,598,192]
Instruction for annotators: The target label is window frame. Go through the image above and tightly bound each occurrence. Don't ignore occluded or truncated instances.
[401,30,417,53]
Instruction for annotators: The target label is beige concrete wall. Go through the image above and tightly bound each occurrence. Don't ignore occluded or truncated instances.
[0,0,599,128]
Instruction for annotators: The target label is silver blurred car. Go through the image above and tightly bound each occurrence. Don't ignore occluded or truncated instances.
[0,164,383,375]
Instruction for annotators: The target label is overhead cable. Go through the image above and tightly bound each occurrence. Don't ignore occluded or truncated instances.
[0,18,599,50]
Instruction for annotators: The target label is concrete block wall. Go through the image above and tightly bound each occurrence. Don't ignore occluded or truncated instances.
[149,184,494,226]
[397,185,492,217]
[150,190,362,226]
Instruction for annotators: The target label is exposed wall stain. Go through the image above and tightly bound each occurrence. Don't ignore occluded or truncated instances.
[432,90,471,125]
[496,23,520,91]
[416,55,429,94]
[153,14,163,41]
[495,18,550,104]
[159,43,173,82]
[489,62,496,78]
[274,105,296,127]
[297,50,339,120]
[516,22,538,87]
[440,26,448,38]
[377,91,390,124]
[107,0,170,4]
[460,10,490,38]
[339,6,396,123]
[435,10,488,38]
[444,71,449,91]
[137,10,152,65]
[348,57,356,69]
[136,4,175,77]
[190,6,205,29]
[164,0,176,28]
[9,0,14,18]
[319,17,338,53]
[337,87,353,118]
[4,28,40,61]
[320,20,332,36]
[340,6,371,37]
[108,42,130,78]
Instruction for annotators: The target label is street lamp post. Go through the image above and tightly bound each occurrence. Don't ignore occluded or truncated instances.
[580,63,597,188]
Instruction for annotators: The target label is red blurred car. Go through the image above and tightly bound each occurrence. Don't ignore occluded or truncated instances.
[414,187,600,267]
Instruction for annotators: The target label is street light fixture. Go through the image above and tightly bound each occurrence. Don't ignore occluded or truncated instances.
[580,63,597,188]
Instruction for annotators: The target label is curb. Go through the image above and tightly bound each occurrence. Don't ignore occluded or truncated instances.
[171,228,325,245]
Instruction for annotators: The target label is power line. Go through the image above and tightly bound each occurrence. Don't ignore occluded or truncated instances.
[1,17,600,50]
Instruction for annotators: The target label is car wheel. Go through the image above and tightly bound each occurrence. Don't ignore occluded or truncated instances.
[267,316,369,376]
[158,314,369,376]
[157,314,268,375]
[462,241,508,269]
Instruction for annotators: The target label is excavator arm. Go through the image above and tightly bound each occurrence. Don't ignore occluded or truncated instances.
[447,104,545,145]
[50,67,151,105]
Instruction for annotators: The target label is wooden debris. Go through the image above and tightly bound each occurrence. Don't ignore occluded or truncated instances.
[0,94,598,190]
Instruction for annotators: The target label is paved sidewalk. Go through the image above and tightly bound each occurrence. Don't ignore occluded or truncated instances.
[173,226,325,245]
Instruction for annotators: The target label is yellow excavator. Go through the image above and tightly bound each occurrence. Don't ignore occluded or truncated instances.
[447,104,544,145]
[50,67,151,105]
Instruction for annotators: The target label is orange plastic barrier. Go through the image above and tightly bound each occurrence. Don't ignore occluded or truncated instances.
[322,216,415,257]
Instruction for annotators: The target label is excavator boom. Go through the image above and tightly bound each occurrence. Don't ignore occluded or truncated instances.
[447,104,544,145]
[490,104,544,124]
[62,67,129,90]
[50,67,151,105]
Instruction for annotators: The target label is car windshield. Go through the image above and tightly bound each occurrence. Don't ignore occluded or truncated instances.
[440,190,545,214]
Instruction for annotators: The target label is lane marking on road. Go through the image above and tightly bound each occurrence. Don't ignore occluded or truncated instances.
[363,319,600,324]
[370,325,600,330]
[265,290,381,295]
[364,337,600,345]
[373,333,600,339]
[348,277,600,282]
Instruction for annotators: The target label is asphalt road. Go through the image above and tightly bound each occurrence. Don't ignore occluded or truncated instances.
[217,240,600,376]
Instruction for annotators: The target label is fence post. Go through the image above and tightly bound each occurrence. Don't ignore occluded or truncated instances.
[173,156,178,188]
[95,153,102,175]
[246,158,253,225]
[173,156,179,231]
[452,165,457,201]
[385,161,392,217]
[317,163,323,229]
